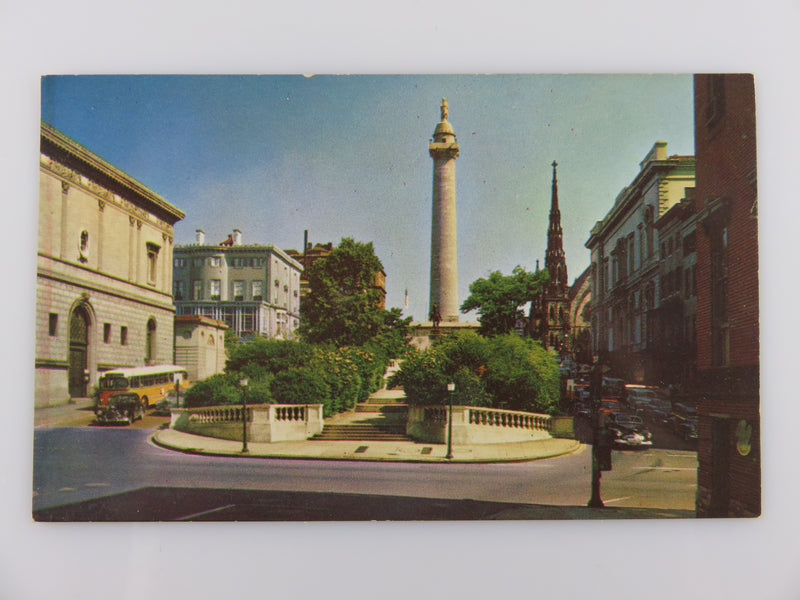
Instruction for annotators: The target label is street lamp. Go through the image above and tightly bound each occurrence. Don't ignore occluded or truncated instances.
[588,356,604,508]
[239,377,249,454]
[446,382,455,460]
[172,372,183,409]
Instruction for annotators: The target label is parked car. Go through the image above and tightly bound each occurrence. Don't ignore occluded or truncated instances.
[671,402,697,435]
[675,415,699,441]
[598,398,621,416]
[606,413,653,449]
[641,398,672,426]
[94,392,144,425]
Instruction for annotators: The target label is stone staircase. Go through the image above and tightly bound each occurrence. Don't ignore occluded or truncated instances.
[312,361,412,442]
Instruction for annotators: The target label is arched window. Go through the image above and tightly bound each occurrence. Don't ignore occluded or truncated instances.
[145,318,157,364]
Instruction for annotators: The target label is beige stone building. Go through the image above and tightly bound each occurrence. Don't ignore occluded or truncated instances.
[36,123,185,406]
[585,141,695,384]
[173,315,228,383]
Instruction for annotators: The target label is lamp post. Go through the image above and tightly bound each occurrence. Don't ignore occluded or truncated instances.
[239,377,249,454]
[446,382,455,459]
[588,356,604,508]
[172,372,182,409]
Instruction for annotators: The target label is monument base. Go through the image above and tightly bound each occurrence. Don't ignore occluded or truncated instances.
[408,321,481,351]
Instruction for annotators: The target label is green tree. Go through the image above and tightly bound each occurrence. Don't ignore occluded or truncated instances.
[460,266,549,336]
[391,331,558,413]
[300,238,411,352]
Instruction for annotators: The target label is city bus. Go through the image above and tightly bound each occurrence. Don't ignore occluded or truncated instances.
[97,365,189,408]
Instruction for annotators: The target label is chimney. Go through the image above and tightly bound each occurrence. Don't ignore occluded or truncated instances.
[233,229,242,246]
[196,229,205,245]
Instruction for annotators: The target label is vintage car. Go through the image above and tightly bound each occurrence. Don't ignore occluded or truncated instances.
[94,392,144,425]
[606,413,653,449]
[676,416,699,441]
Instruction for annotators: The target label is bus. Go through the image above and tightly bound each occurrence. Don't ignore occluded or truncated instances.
[97,365,189,408]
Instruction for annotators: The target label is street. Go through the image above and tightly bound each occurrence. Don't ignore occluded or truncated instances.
[33,421,697,520]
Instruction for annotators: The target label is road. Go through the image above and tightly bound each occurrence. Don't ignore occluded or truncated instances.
[33,423,697,520]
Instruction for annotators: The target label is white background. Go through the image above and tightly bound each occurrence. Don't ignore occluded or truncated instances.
[2,2,798,599]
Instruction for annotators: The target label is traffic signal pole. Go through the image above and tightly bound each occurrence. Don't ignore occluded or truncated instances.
[588,358,604,508]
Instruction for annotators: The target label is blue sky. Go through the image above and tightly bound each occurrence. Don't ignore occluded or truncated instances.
[42,74,693,321]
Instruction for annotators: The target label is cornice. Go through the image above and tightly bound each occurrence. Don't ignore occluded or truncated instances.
[41,122,185,223]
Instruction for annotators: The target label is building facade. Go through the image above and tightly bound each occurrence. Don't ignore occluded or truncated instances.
[36,123,185,406]
[173,315,228,383]
[567,265,592,365]
[585,141,695,384]
[651,193,698,391]
[693,74,759,518]
[173,229,302,340]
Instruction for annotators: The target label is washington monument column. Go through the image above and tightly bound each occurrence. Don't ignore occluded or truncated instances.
[429,98,460,322]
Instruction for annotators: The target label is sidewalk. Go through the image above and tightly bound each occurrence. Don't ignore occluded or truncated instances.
[151,427,582,463]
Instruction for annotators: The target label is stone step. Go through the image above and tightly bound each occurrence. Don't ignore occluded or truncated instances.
[313,423,411,442]
[355,404,408,413]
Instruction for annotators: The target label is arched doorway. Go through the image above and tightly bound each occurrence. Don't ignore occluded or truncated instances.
[145,318,157,365]
[68,305,90,397]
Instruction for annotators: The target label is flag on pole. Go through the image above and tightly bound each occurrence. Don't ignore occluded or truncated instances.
[404,287,408,309]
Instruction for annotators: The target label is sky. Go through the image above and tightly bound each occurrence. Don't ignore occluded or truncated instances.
[41,74,694,321]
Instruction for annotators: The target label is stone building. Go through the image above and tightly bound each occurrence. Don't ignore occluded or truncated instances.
[651,192,698,390]
[173,315,228,383]
[173,230,302,340]
[567,265,592,365]
[585,141,695,384]
[36,123,185,406]
[693,74,759,518]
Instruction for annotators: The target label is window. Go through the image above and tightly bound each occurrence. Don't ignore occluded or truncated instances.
[120,326,128,346]
[146,242,160,285]
[209,256,221,268]
[710,226,729,366]
[174,258,186,268]
[193,258,204,267]
[233,280,244,302]
[48,313,58,336]
[193,280,203,300]
[705,74,726,128]
[145,318,156,363]
[210,279,221,301]
[174,280,185,301]
[252,280,263,301]
[103,323,111,343]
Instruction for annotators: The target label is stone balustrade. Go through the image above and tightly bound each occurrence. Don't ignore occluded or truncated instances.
[170,403,324,443]
[407,405,556,444]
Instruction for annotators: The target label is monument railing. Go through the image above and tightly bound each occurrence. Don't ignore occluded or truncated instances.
[407,405,557,444]
[170,403,324,443]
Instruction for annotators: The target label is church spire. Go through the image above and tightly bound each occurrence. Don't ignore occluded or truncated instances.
[545,160,568,291]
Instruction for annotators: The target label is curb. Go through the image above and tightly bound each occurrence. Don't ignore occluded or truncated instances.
[150,431,582,464]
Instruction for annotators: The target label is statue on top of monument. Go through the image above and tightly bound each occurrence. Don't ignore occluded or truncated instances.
[440,98,449,121]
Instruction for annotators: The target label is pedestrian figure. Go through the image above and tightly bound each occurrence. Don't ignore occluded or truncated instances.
[429,303,441,330]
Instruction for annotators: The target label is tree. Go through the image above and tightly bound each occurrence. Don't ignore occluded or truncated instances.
[460,266,549,336]
[300,238,411,352]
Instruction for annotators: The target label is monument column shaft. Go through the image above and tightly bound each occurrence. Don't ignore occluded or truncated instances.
[430,155,458,321]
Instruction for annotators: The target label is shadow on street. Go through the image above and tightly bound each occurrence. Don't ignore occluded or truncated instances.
[33,486,695,522]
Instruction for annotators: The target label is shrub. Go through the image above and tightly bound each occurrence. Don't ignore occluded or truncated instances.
[270,368,332,411]
[182,374,241,408]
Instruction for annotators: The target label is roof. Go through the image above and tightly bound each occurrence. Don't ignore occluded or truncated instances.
[40,122,185,224]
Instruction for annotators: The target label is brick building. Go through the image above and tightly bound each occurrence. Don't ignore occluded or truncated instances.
[693,74,760,517]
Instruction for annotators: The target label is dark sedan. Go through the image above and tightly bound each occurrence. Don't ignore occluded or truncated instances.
[94,392,144,425]
[607,413,653,449]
